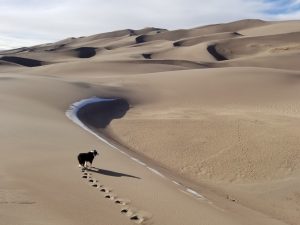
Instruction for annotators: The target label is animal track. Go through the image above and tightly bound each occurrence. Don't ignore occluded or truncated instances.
[102,191,117,200]
[130,213,150,224]
[104,194,113,199]
[121,208,128,214]
[120,207,150,224]
[88,178,97,183]
[79,168,151,224]
[130,215,140,221]
[114,198,130,205]
[99,187,110,193]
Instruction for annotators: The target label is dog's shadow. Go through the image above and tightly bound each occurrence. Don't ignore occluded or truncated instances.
[87,167,141,179]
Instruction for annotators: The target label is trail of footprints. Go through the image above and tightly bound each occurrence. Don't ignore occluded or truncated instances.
[81,168,151,224]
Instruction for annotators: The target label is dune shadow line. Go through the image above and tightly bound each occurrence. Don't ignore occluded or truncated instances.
[88,167,141,179]
[74,47,97,58]
[77,98,129,129]
[0,56,43,67]
[207,44,228,61]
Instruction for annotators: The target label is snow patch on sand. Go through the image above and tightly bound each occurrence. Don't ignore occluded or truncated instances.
[66,97,120,151]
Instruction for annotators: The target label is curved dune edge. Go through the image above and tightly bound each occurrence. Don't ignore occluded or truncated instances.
[207,44,228,61]
[65,96,207,201]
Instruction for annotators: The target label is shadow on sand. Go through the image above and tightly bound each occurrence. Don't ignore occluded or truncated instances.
[87,167,141,179]
[77,98,129,129]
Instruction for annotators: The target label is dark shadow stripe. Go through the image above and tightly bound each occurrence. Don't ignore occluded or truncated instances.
[207,45,228,61]
[0,56,43,67]
[74,47,97,58]
[142,53,152,59]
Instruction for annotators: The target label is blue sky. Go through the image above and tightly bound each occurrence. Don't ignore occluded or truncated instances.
[263,0,300,14]
[0,0,299,49]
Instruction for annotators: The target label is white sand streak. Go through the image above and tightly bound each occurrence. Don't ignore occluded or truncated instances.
[66,97,120,151]
[66,97,207,201]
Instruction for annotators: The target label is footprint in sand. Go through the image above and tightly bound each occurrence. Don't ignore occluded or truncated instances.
[104,193,117,200]
[120,207,150,224]
[121,207,135,217]
[129,212,151,224]
[130,215,141,222]
[81,169,91,175]
[114,198,130,206]
[91,183,101,188]
[79,168,151,224]
[81,170,92,178]
[99,187,110,193]
[88,178,98,183]
[121,208,129,214]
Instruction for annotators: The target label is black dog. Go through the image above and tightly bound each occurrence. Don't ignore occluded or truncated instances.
[78,150,99,168]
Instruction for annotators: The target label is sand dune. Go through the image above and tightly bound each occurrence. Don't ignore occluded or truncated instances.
[240,20,300,36]
[135,19,265,43]
[173,32,242,47]
[1,19,300,225]
[194,19,267,32]
[213,32,300,59]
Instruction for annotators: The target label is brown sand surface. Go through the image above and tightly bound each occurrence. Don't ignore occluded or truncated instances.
[0,19,300,225]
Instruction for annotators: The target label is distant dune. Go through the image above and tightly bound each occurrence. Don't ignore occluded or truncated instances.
[0,19,300,225]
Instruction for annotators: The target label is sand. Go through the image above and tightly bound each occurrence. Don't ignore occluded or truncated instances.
[0,19,300,225]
